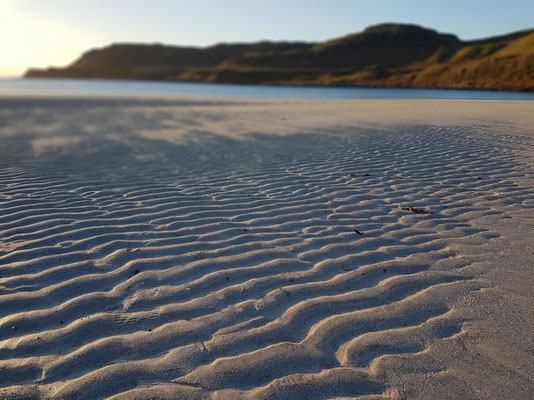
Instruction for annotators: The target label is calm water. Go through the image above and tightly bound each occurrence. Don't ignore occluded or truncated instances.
[1,78,534,100]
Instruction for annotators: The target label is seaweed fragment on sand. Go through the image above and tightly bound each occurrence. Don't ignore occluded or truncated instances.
[401,205,433,215]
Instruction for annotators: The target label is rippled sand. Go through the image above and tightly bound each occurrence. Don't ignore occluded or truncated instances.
[0,97,533,399]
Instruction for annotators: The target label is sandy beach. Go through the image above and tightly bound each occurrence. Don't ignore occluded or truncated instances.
[0,96,533,399]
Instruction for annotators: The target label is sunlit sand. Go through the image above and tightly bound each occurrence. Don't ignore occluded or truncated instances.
[0,96,533,399]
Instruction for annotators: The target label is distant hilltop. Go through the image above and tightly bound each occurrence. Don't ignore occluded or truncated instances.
[25,23,534,91]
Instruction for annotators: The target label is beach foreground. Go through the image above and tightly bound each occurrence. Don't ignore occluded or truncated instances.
[0,97,533,399]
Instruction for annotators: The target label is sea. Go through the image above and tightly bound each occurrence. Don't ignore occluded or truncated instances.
[1,78,534,100]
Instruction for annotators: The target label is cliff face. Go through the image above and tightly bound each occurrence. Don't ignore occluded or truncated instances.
[25,23,534,91]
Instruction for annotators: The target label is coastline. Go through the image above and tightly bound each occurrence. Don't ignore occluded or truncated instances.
[5,79,534,102]
[17,76,534,94]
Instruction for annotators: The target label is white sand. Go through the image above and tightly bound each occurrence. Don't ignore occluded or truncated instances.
[0,96,533,399]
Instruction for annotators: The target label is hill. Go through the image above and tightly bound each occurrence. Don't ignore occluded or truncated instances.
[25,23,534,91]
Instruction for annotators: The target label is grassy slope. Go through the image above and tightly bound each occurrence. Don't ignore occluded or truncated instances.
[25,25,534,91]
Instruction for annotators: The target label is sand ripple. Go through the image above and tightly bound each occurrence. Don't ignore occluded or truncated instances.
[0,99,533,399]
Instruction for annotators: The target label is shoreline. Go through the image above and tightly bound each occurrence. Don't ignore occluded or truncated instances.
[4,78,534,101]
[22,75,534,93]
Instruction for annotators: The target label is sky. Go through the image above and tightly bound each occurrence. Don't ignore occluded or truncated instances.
[1,0,534,77]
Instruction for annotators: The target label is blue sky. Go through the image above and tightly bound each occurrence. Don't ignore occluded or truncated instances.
[1,0,533,76]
